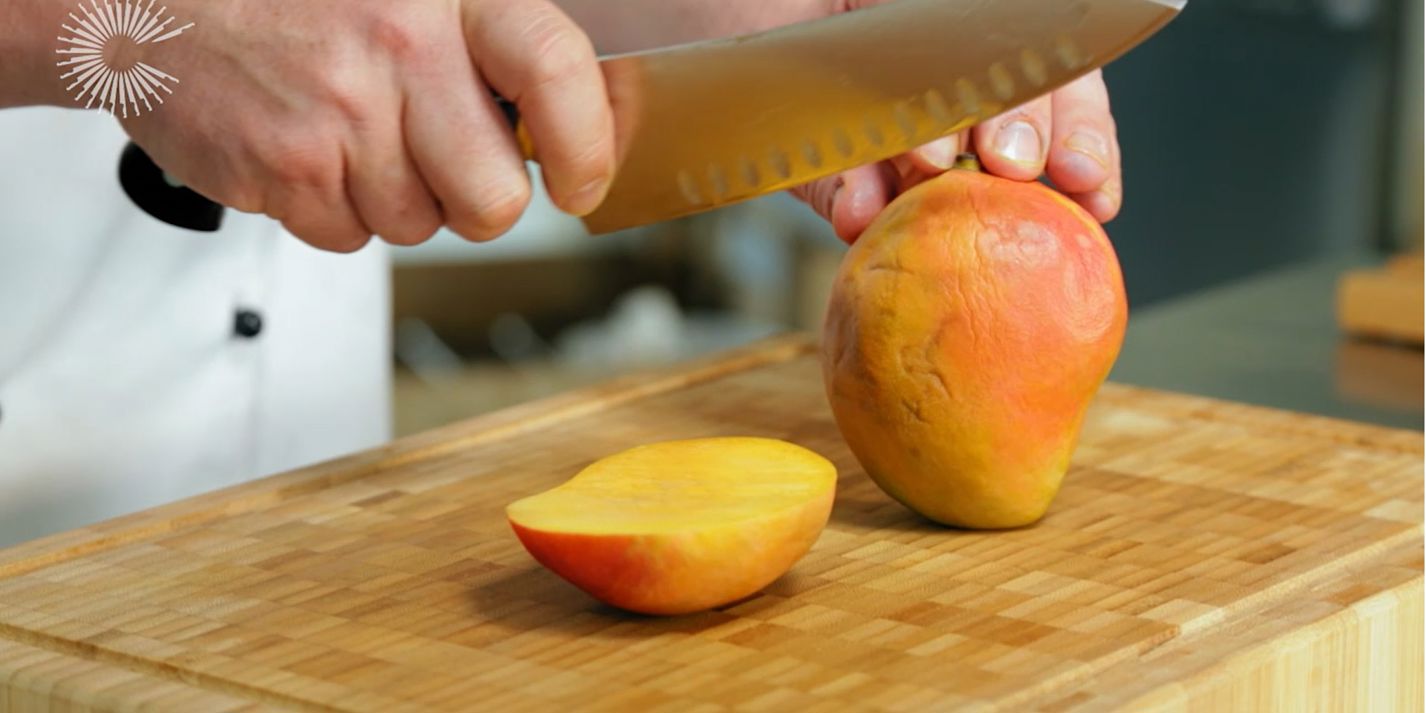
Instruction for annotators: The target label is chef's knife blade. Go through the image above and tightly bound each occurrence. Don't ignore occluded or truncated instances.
[582,0,1184,233]
[119,0,1184,235]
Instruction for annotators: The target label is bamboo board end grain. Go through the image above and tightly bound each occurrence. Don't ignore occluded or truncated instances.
[0,335,1421,712]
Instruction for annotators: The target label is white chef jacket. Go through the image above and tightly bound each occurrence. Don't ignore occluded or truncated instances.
[0,108,391,547]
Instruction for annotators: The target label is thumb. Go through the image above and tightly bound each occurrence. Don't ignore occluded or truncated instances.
[791,162,896,244]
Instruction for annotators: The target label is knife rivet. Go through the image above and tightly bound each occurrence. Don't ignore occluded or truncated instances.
[677,170,703,205]
[955,79,981,117]
[924,89,952,124]
[988,63,1015,101]
[769,149,792,180]
[739,158,761,188]
[801,139,824,169]
[1021,49,1048,87]
[832,129,855,158]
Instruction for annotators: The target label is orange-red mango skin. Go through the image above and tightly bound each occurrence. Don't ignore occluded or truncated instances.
[510,490,834,616]
[822,169,1127,529]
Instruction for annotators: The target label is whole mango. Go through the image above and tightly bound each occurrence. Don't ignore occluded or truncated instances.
[821,158,1127,529]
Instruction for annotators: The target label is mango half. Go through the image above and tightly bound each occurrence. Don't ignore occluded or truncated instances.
[507,438,836,615]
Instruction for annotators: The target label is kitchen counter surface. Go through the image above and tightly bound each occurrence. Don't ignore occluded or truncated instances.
[1113,252,1423,430]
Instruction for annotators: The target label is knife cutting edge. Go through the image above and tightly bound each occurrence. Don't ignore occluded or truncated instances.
[118,0,1185,235]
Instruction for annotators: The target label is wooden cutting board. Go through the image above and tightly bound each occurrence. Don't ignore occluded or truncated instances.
[0,336,1421,712]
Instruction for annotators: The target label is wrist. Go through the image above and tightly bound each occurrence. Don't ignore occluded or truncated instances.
[0,0,69,108]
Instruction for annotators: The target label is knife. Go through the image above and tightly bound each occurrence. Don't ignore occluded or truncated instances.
[118,0,1185,235]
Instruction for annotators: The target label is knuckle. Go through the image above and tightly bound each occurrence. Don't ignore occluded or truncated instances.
[323,72,370,126]
[447,181,530,241]
[482,182,533,227]
[445,218,496,243]
[817,182,840,219]
[1104,118,1120,150]
[1011,108,1047,126]
[286,219,372,254]
[564,133,613,175]
[546,150,612,207]
[368,9,425,61]
[521,11,594,90]
[262,137,331,190]
[380,216,441,246]
[362,182,443,245]
[330,233,375,253]
[998,100,1050,126]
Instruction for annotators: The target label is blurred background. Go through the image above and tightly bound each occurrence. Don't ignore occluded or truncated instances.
[391,0,1424,436]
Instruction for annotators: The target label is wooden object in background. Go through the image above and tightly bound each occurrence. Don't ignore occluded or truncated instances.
[1337,253,1425,344]
[1336,338,1426,413]
[0,336,1420,712]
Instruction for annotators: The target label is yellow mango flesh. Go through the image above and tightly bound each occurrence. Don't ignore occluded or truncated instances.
[507,438,836,615]
[822,168,1127,529]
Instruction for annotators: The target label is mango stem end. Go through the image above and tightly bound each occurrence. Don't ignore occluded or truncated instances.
[953,153,982,172]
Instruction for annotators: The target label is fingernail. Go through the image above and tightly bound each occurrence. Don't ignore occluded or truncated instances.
[1101,184,1122,210]
[1065,131,1110,170]
[916,138,956,171]
[993,121,1042,165]
[566,177,610,216]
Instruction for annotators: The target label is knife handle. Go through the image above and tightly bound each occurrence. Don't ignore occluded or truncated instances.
[119,97,523,233]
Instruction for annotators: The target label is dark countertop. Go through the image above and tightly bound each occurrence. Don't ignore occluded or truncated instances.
[1111,253,1423,431]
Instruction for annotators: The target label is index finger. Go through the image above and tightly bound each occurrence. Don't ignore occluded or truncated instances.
[464,0,615,216]
[1045,70,1117,196]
